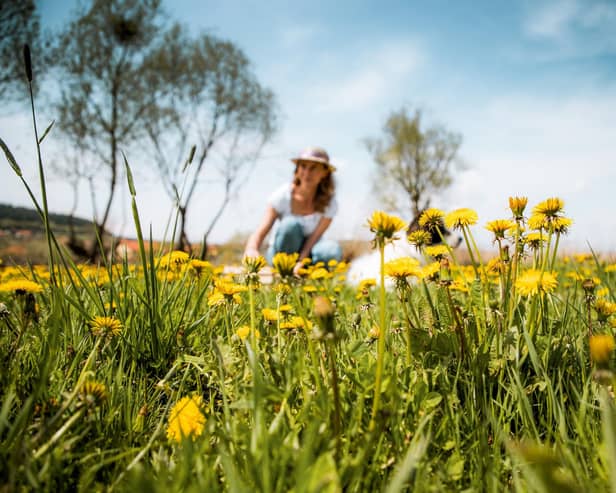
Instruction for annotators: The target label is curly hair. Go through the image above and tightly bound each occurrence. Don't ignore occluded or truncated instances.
[293,165,335,213]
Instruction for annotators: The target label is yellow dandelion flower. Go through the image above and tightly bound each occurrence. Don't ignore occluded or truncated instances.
[236,325,260,341]
[188,259,213,277]
[509,196,528,219]
[79,380,108,408]
[551,216,573,234]
[424,244,450,260]
[280,316,312,330]
[303,285,317,293]
[532,197,564,218]
[605,264,616,273]
[597,287,610,298]
[408,229,432,248]
[90,316,122,338]
[595,299,616,321]
[486,257,506,275]
[418,208,445,230]
[358,278,377,290]
[310,267,331,280]
[368,325,380,339]
[589,335,615,365]
[524,232,546,249]
[384,257,420,279]
[262,308,279,321]
[166,395,206,443]
[417,262,440,280]
[367,211,407,243]
[573,253,592,263]
[243,255,267,273]
[515,269,558,296]
[356,278,377,299]
[485,219,516,239]
[0,279,44,294]
[215,281,247,296]
[528,213,548,231]
[334,261,349,274]
[272,252,299,277]
[159,251,190,270]
[445,208,478,230]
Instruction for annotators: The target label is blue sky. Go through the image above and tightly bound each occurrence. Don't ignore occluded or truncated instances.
[2,0,616,252]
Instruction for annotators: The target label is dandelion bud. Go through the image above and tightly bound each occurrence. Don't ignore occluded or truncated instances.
[590,334,615,366]
[509,196,528,219]
[314,295,335,335]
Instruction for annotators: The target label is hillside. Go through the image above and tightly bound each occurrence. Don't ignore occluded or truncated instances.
[0,203,92,234]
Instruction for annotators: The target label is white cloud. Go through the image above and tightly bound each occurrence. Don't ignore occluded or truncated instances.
[524,0,579,39]
[309,40,422,113]
[522,0,616,59]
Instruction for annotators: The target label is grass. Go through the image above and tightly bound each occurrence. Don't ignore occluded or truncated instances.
[1,82,616,491]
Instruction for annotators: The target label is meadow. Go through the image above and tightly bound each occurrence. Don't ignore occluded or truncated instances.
[1,185,616,492]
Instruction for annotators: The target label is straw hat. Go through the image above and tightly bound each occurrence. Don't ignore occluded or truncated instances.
[291,147,336,172]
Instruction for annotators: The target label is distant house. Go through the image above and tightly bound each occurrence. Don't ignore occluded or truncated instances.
[15,229,33,240]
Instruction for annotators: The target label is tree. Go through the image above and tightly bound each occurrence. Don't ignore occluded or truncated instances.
[0,0,42,103]
[48,0,177,259]
[365,107,463,219]
[142,26,277,255]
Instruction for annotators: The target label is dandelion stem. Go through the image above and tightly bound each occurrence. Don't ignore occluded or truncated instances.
[370,241,387,431]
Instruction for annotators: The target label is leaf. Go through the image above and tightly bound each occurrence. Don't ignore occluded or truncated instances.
[447,454,465,481]
[422,392,442,410]
[305,452,341,493]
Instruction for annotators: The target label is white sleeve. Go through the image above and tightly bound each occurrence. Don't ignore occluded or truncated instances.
[267,183,291,215]
[323,195,338,218]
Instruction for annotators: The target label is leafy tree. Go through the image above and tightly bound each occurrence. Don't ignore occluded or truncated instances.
[365,107,463,219]
[48,0,177,259]
[0,0,42,103]
[142,26,277,255]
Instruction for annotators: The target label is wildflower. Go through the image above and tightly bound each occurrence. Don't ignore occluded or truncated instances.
[515,269,558,296]
[589,335,615,365]
[280,316,312,330]
[445,208,478,230]
[417,262,440,280]
[356,278,376,300]
[524,232,545,250]
[367,211,407,246]
[418,208,445,231]
[236,325,260,341]
[551,216,573,234]
[595,299,616,322]
[368,325,380,339]
[424,245,450,260]
[310,267,331,281]
[166,395,206,443]
[528,214,548,231]
[262,308,279,322]
[271,252,299,278]
[90,316,122,338]
[159,251,190,270]
[188,259,212,277]
[407,229,432,249]
[384,257,420,279]
[0,279,43,294]
[314,296,335,335]
[486,257,506,275]
[509,196,528,219]
[79,380,108,408]
[215,280,247,297]
[532,197,564,218]
[302,285,318,293]
[485,219,516,240]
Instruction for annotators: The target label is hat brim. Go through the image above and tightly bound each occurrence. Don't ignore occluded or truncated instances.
[291,157,336,172]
